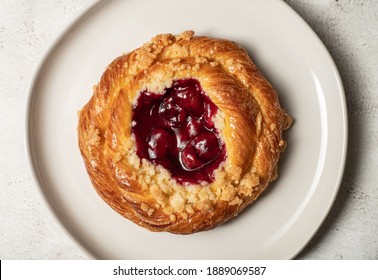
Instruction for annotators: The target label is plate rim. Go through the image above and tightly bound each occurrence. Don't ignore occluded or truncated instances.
[24,0,106,259]
[275,0,348,258]
[24,0,348,260]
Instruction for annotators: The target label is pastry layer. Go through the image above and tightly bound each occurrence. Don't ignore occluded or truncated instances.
[78,31,292,233]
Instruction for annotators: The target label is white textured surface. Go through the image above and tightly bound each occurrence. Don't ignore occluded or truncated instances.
[0,0,377,259]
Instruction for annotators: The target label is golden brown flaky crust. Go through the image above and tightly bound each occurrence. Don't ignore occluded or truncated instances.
[78,31,292,234]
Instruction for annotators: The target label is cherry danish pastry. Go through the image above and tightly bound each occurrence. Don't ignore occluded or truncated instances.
[78,31,292,234]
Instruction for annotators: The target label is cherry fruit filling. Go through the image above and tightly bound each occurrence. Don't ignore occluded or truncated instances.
[132,78,226,185]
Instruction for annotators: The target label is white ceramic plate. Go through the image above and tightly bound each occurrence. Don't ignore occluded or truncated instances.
[26,0,347,259]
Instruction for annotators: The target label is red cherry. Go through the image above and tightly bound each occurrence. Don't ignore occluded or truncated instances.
[186,117,202,137]
[181,146,203,170]
[158,96,187,127]
[192,132,220,162]
[202,103,217,129]
[185,91,204,117]
[175,127,190,149]
[174,82,204,117]
[147,128,173,159]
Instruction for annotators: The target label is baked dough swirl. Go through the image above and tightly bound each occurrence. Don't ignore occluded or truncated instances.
[78,31,292,234]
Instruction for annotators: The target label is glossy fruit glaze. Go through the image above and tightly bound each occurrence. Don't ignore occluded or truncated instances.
[131,78,226,185]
